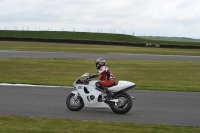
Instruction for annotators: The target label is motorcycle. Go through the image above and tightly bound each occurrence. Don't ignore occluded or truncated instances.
[66,72,136,114]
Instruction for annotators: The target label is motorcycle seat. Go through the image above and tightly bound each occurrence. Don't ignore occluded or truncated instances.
[107,82,117,88]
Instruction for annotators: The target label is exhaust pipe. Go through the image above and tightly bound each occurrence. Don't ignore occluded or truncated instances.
[131,96,135,99]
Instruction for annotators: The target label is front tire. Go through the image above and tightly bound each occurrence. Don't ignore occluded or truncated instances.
[110,92,133,114]
[66,93,84,111]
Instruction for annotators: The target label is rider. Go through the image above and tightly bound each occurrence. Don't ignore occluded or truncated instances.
[89,58,115,96]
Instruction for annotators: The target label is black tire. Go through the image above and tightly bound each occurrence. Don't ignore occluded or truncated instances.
[66,93,84,111]
[110,92,133,114]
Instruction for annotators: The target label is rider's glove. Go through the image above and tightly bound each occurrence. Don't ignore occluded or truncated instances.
[86,77,91,81]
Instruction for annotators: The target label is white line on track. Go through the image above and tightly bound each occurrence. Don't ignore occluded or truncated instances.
[0,83,73,88]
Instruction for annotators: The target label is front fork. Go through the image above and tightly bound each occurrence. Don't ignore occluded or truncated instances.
[71,90,79,100]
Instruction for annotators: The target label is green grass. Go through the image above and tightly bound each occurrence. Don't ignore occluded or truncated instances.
[0,116,199,133]
[1,30,200,46]
[0,58,199,92]
[1,41,200,56]
[1,31,200,132]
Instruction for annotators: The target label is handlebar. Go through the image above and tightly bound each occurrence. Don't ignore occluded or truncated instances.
[82,77,91,85]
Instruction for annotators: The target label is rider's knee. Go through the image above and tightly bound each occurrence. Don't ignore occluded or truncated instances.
[95,81,102,88]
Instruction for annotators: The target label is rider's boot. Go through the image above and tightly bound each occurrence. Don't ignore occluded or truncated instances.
[99,85,110,95]
[101,86,114,103]
[95,82,113,101]
[104,87,112,97]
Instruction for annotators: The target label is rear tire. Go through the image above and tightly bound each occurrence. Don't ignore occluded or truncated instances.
[66,93,84,111]
[110,92,133,114]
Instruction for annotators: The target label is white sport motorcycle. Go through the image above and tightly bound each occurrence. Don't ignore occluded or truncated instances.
[66,73,136,114]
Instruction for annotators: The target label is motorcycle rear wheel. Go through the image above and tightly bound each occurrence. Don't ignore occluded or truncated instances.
[66,93,84,111]
[110,92,133,114]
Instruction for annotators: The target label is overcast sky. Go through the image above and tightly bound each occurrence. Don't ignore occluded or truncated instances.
[0,0,200,38]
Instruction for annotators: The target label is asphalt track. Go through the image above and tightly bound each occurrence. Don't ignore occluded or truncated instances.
[0,85,200,127]
[0,50,200,61]
[0,50,200,127]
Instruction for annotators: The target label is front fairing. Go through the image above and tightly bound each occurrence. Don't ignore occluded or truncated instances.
[73,80,109,108]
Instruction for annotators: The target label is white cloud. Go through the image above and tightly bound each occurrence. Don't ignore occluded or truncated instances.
[0,0,200,38]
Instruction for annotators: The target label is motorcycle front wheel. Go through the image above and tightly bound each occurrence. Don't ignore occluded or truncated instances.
[66,93,84,111]
[110,92,133,114]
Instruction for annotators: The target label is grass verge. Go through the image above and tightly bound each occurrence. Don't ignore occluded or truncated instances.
[1,30,200,46]
[0,58,199,92]
[0,116,200,133]
[0,41,200,56]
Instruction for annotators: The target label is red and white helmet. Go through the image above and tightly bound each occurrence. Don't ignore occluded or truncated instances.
[95,58,105,69]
